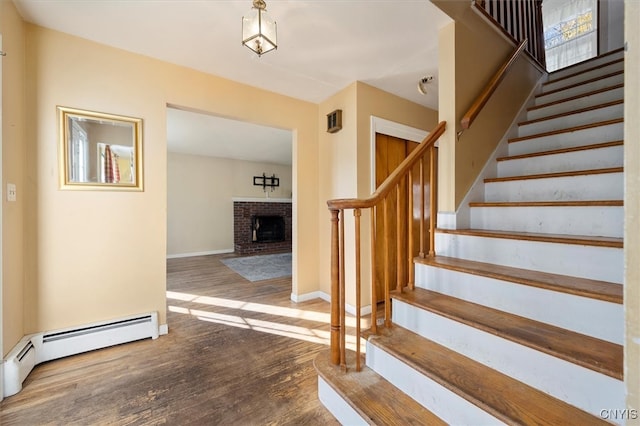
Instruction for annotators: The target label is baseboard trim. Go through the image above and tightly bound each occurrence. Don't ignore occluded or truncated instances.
[291,290,327,303]
[291,291,372,316]
[167,249,234,259]
[159,324,169,335]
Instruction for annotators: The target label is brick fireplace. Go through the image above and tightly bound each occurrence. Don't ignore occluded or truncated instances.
[233,198,292,255]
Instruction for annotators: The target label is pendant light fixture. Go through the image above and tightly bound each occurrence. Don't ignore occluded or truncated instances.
[242,0,277,57]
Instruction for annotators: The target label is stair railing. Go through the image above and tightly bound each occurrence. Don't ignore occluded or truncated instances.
[326,121,446,372]
[460,38,528,135]
[474,0,546,68]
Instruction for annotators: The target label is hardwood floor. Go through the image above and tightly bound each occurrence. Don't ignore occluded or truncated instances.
[0,254,339,425]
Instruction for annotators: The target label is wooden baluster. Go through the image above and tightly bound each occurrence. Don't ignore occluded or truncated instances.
[329,209,340,366]
[339,209,346,371]
[370,206,378,334]
[354,208,362,372]
[535,0,545,66]
[429,146,436,257]
[408,166,415,290]
[383,197,391,327]
[396,184,402,293]
[419,157,425,258]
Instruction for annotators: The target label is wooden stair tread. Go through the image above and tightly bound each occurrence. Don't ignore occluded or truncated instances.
[544,58,624,87]
[314,349,447,426]
[529,83,623,111]
[436,228,623,248]
[369,326,611,425]
[509,118,623,143]
[415,255,622,304]
[485,167,623,183]
[391,288,623,379]
[469,200,623,207]
[519,100,623,126]
[536,70,623,98]
[497,140,623,162]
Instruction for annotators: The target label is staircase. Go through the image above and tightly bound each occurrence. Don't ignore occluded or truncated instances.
[316,49,625,424]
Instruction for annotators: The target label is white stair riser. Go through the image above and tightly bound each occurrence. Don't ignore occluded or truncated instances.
[508,122,623,156]
[535,73,624,105]
[414,264,623,344]
[542,61,624,93]
[527,86,624,120]
[435,232,623,283]
[366,342,503,425]
[548,51,624,80]
[518,103,623,137]
[470,205,623,238]
[317,378,368,425]
[497,145,623,177]
[485,173,623,202]
[393,300,625,419]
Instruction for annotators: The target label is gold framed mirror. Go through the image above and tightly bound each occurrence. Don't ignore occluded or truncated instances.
[58,106,143,191]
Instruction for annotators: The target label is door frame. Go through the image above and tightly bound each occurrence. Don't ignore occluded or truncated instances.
[369,116,429,193]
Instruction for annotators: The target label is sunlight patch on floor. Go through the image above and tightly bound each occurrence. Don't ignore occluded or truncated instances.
[167,290,359,327]
[168,295,364,352]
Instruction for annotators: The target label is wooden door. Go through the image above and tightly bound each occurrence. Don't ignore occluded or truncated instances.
[374,133,419,302]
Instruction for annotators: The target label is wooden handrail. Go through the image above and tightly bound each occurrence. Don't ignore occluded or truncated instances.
[460,39,527,131]
[327,121,446,372]
[327,121,446,210]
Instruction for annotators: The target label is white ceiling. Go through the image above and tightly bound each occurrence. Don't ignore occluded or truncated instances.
[167,107,293,165]
[14,0,452,165]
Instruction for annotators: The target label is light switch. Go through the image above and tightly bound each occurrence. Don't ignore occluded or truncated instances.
[7,183,16,202]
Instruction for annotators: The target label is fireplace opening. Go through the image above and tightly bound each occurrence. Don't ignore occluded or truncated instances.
[252,215,285,243]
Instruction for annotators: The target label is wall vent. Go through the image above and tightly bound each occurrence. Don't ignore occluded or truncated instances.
[327,109,343,133]
[3,312,159,397]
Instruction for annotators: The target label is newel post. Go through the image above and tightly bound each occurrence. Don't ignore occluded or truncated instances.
[329,208,341,365]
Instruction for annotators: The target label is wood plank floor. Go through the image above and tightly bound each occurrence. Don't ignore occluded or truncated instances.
[0,254,339,425]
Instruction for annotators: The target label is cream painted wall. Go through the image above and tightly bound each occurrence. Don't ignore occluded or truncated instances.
[167,152,292,256]
[625,0,640,413]
[453,26,542,209]
[1,0,27,355]
[318,83,358,301]
[23,25,319,334]
[317,81,437,307]
[435,2,543,211]
[438,22,457,216]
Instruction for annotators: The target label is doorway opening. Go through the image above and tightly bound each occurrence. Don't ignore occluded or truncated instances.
[165,105,294,293]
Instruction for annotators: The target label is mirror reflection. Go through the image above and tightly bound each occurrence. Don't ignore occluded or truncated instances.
[58,107,143,190]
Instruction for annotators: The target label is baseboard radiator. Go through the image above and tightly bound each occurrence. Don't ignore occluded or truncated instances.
[3,312,159,397]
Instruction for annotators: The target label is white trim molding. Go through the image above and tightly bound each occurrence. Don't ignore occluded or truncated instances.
[291,290,328,303]
[232,197,292,203]
[290,290,372,316]
[166,248,234,259]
